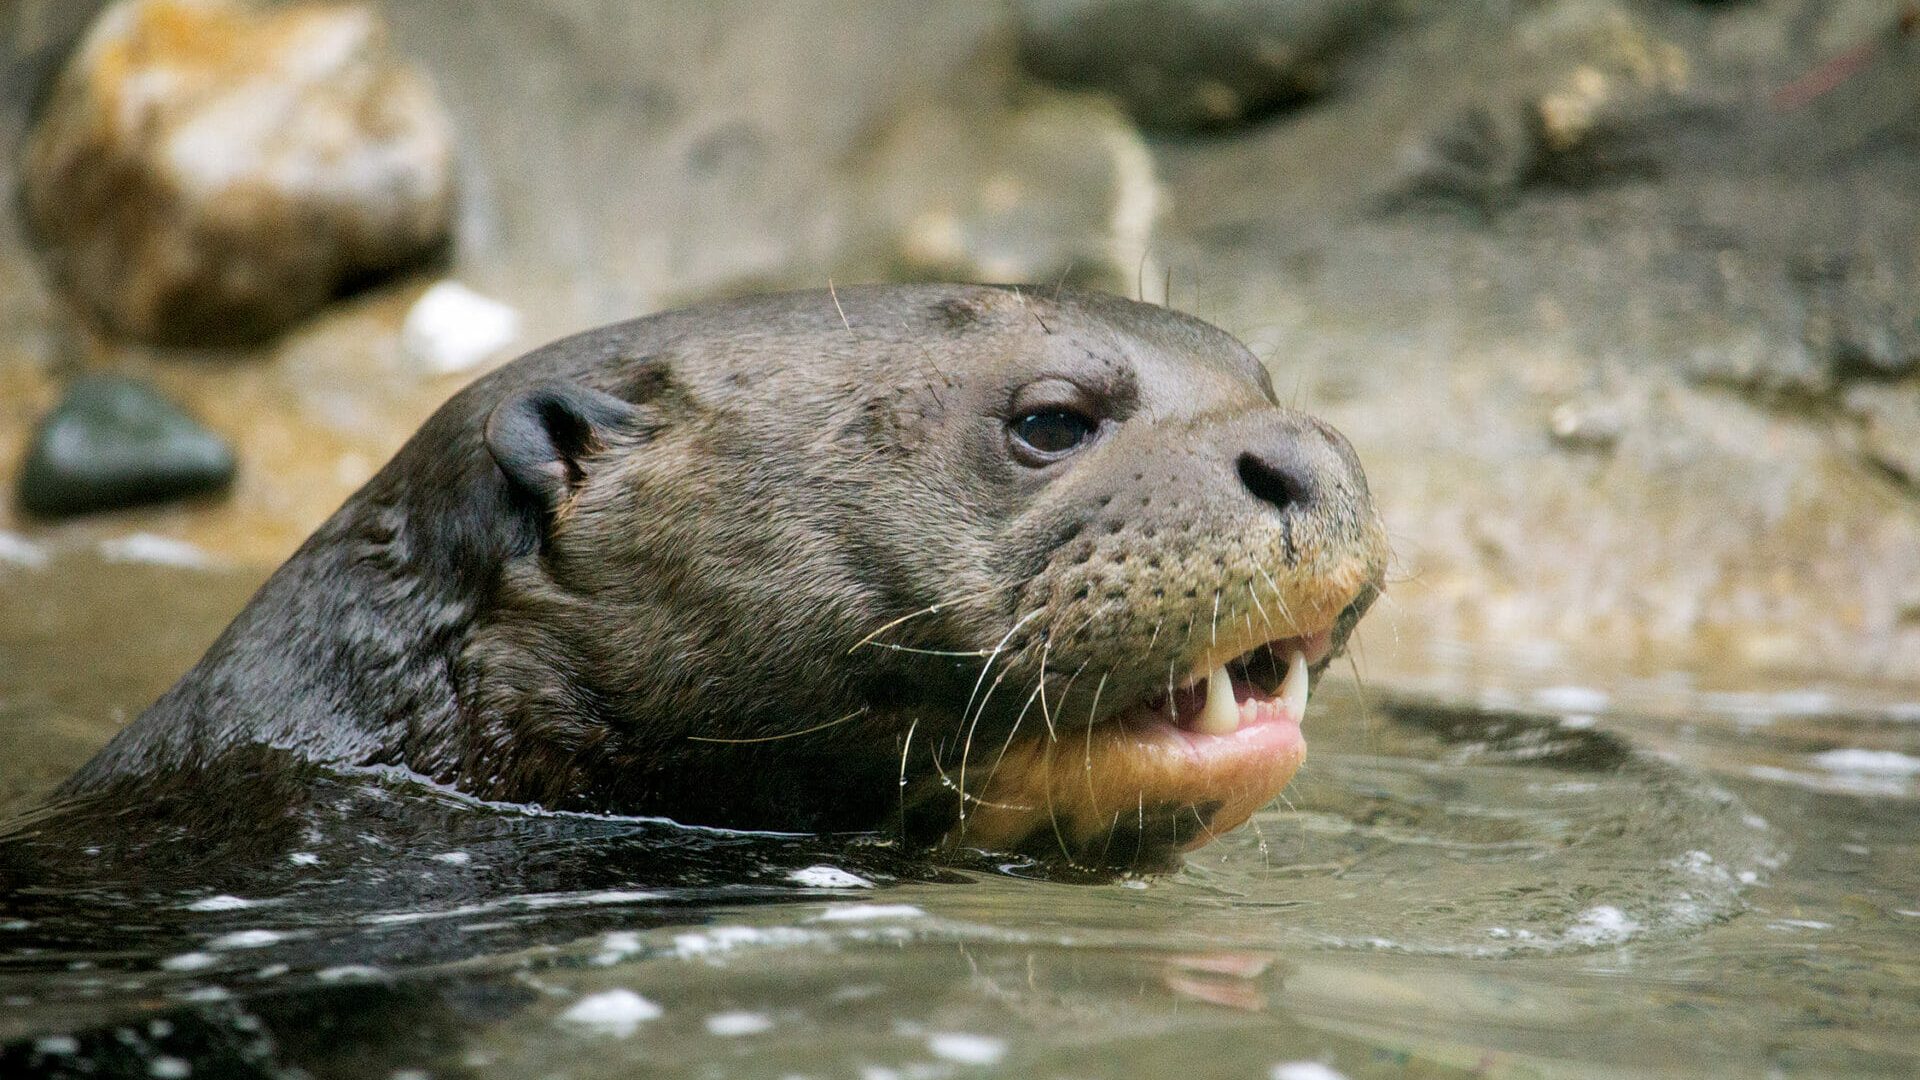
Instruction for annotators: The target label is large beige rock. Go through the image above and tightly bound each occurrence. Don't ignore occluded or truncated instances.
[21,0,454,345]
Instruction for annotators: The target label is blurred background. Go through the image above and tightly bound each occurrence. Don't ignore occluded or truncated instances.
[2,3,1920,1077]
[5,0,1917,702]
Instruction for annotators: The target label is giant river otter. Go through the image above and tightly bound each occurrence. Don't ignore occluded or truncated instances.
[60,284,1386,869]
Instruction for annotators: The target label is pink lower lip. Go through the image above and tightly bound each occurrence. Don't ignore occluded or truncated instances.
[1158,695,1303,761]
[1119,689,1305,766]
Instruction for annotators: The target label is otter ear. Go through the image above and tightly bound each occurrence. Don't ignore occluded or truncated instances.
[485,383,642,511]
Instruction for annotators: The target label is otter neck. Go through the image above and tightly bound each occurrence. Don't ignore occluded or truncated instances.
[63,433,527,794]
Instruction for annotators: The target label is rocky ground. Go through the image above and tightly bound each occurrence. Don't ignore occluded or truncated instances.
[2,0,1916,688]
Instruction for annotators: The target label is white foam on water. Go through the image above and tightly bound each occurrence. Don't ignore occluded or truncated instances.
[315,965,385,982]
[672,925,818,958]
[788,865,875,888]
[364,903,497,926]
[160,952,216,972]
[33,1035,79,1056]
[705,1011,774,1036]
[593,931,644,966]
[558,988,661,1037]
[207,930,286,950]
[815,904,925,923]
[1564,905,1641,946]
[1271,1063,1349,1080]
[1811,749,1920,776]
[1768,919,1832,931]
[185,895,258,912]
[1533,685,1610,713]
[519,890,662,909]
[927,1032,1007,1065]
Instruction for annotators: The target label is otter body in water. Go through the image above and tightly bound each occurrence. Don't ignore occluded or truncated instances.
[60,285,1386,868]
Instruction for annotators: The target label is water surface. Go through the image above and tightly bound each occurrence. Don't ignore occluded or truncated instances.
[1,549,1915,1078]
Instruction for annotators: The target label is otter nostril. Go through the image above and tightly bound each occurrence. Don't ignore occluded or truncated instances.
[1236,451,1312,515]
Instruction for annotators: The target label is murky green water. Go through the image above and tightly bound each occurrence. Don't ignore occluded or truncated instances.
[1,550,1916,1078]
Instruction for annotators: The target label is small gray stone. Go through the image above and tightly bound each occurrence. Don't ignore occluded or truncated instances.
[16,376,236,518]
[1015,0,1391,131]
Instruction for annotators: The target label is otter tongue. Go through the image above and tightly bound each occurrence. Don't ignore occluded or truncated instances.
[1193,664,1240,735]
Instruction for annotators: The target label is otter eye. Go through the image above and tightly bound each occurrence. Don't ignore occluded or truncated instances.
[1009,409,1096,462]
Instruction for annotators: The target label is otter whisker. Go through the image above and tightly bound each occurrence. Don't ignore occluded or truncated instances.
[1254,565,1296,631]
[1249,814,1272,872]
[1246,578,1274,632]
[1133,791,1147,875]
[957,664,1017,825]
[1347,648,1379,755]
[1043,740,1076,868]
[848,582,1016,654]
[1190,801,1225,850]
[1096,807,1123,867]
[1010,284,1053,335]
[897,716,918,842]
[1210,589,1220,649]
[862,643,995,657]
[1083,708,1099,820]
[960,610,1041,732]
[1036,635,1055,741]
[927,743,1034,812]
[955,605,1041,826]
[686,708,865,744]
[984,675,1046,789]
[1042,662,1087,743]
[827,278,854,337]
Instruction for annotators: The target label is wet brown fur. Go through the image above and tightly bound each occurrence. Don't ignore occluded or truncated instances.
[63,285,1386,866]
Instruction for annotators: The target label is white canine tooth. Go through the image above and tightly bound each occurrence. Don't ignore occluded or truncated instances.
[1195,664,1240,735]
[1280,650,1310,721]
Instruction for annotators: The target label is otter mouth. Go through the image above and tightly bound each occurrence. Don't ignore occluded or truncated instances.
[928,589,1373,868]
[1145,628,1332,738]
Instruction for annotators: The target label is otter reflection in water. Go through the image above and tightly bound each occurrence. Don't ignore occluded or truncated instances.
[48,285,1386,871]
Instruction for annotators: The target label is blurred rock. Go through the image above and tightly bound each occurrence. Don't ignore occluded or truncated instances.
[20,0,454,346]
[1845,385,1920,490]
[16,376,235,518]
[862,93,1161,292]
[1794,252,1920,384]
[3,0,1917,683]
[1547,398,1626,453]
[1385,17,1700,214]
[1015,0,1391,131]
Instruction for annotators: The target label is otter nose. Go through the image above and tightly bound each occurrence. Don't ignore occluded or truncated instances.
[1235,435,1322,517]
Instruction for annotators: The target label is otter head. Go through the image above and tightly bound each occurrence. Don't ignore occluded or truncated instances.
[462,285,1386,871]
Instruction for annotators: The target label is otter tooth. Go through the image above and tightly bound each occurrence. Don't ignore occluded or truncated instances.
[1280,650,1310,721]
[1194,664,1240,735]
